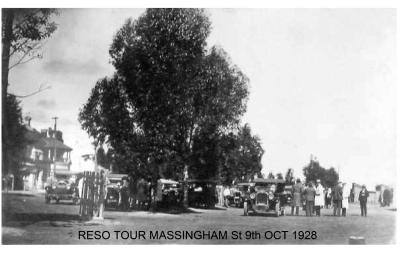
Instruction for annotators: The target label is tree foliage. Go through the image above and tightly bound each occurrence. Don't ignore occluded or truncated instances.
[79,9,250,184]
[4,8,58,70]
[190,124,264,184]
[2,95,29,186]
[303,159,339,188]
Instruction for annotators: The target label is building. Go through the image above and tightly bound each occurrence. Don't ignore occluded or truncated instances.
[22,124,73,191]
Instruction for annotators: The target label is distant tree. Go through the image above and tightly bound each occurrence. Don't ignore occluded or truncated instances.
[267,172,275,179]
[276,173,283,180]
[324,167,340,188]
[303,159,339,188]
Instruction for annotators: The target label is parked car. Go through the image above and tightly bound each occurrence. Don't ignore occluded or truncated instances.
[155,179,182,206]
[104,174,127,209]
[186,179,218,209]
[234,182,254,208]
[44,171,81,204]
[243,178,286,217]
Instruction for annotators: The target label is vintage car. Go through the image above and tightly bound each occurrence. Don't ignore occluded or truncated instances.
[104,174,127,209]
[186,179,218,209]
[243,178,286,217]
[44,171,81,204]
[234,182,254,208]
[155,179,182,206]
[281,184,293,208]
[225,183,254,208]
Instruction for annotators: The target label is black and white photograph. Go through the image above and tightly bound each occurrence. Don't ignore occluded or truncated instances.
[1,7,397,245]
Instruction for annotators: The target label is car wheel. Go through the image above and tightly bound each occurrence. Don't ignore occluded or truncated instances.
[244,202,248,216]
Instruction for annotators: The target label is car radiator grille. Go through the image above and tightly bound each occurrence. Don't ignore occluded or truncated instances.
[256,193,269,204]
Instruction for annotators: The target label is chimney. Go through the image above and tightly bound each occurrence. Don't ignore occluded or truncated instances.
[24,116,32,126]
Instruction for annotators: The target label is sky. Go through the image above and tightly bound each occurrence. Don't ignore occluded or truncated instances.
[8,9,396,187]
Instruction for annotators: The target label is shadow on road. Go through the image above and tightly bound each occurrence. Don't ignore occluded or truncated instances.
[3,212,81,227]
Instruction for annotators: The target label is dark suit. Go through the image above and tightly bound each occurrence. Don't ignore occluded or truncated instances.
[359,189,369,216]
[332,184,343,216]
[303,187,316,217]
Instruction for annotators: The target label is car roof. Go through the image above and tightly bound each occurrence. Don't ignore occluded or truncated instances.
[186,179,217,183]
[158,178,179,185]
[253,178,286,184]
[236,182,253,186]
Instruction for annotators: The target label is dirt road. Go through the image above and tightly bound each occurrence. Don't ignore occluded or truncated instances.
[2,191,396,244]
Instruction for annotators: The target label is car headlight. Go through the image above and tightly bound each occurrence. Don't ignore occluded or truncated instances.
[52,185,56,189]
[268,193,274,200]
[250,193,256,199]
[66,185,71,190]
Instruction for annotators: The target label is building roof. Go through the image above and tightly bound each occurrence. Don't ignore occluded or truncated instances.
[24,127,73,151]
[38,137,72,151]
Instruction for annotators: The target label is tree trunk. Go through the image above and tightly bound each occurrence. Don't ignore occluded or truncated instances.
[2,9,14,175]
[183,164,189,208]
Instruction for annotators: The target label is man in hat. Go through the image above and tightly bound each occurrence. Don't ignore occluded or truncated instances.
[303,182,316,217]
[359,185,369,216]
[314,179,324,216]
[119,177,130,211]
[291,178,304,216]
[332,181,343,216]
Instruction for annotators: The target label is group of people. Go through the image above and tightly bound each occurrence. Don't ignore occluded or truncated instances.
[291,179,369,217]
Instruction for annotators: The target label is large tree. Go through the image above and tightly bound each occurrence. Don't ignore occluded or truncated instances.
[2,8,57,177]
[79,9,249,208]
[80,9,249,181]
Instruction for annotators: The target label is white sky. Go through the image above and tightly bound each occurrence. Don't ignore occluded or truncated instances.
[8,9,396,187]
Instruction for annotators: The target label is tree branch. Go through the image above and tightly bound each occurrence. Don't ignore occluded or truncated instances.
[9,83,51,98]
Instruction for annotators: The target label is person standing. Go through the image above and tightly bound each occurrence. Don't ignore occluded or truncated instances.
[314,179,324,216]
[223,185,231,207]
[303,182,316,217]
[291,179,304,216]
[359,185,369,216]
[325,187,332,208]
[332,181,343,216]
[119,177,130,211]
[341,182,351,216]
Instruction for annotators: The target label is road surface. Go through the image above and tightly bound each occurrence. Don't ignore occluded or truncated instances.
[2,191,396,244]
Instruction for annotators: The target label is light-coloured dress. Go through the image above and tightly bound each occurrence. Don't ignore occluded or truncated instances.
[315,184,325,207]
[342,184,351,209]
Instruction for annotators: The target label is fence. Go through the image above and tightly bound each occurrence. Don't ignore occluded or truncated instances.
[79,171,106,220]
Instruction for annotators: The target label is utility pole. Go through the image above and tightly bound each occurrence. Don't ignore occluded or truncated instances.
[52,117,58,179]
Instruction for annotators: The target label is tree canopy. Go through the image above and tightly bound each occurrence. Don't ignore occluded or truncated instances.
[79,9,251,184]
[303,159,339,188]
